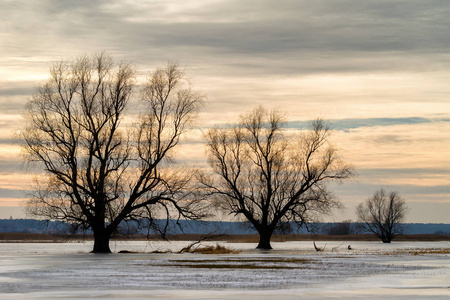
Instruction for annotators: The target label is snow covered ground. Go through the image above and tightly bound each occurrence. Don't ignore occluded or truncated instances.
[0,240,449,299]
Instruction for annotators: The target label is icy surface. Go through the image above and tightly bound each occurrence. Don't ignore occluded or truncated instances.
[0,241,449,299]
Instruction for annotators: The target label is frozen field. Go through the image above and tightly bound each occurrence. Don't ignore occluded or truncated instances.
[0,240,449,299]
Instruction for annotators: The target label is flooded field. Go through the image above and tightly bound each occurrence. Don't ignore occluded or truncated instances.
[0,241,449,299]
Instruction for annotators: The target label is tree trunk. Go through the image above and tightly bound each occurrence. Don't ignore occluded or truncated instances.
[382,237,392,243]
[380,232,392,243]
[256,229,273,250]
[92,229,112,253]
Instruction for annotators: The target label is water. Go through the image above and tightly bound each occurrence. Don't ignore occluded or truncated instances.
[0,240,449,299]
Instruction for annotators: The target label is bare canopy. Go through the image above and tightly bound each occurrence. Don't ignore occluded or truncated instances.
[356,189,407,243]
[200,106,353,249]
[22,53,204,253]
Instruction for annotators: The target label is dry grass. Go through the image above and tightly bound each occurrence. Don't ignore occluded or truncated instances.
[1,232,449,243]
[145,244,241,254]
[389,248,450,256]
[219,234,450,243]
[0,233,69,242]
[168,257,313,270]
[187,244,241,254]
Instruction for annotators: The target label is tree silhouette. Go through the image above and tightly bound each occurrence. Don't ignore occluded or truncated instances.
[22,53,204,252]
[200,106,353,249]
[357,189,407,243]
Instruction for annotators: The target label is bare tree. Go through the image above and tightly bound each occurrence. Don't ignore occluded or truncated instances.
[199,106,353,249]
[326,220,355,235]
[22,53,204,253]
[356,189,407,243]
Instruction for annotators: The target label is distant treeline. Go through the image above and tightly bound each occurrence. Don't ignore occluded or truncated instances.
[1,219,450,236]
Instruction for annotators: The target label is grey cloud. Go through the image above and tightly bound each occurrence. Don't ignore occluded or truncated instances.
[0,120,20,131]
[332,181,450,198]
[0,159,24,174]
[0,82,33,114]
[206,116,450,132]
[358,167,450,177]
[97,8,449,74]
[0,98,27,114]
[329,117,430,131]
[358,183,449,196]
[126,0,450,55]
[0,85,34,97]
[332,167,450,199]
[0,139,20,145]
[288,117,450,131]
[0,188,25,199]
[371,134,411,145]
[4,0,450,77]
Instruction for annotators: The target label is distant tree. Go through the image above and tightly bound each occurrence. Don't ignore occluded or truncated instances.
[356,189,407,243]
[326,220,354,235]
[199,106,353,249]
[22,53,205,253]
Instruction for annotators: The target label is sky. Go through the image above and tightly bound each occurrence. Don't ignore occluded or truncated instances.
[1,0,450,223]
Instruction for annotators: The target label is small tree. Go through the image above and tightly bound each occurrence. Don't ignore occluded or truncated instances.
[356,189,407,243]
[200,106,353,249]
[22,53,204,253]
[326,220,355,235]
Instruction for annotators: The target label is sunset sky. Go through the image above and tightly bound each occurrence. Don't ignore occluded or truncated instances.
[1,0,450,223]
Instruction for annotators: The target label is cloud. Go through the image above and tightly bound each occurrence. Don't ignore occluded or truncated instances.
[0,99,28,115]
[97,0,450,54]
[0,139,21,145]
[0,188,25,199]
[4,0,450,77]
[370,134,411,145]
[359,167,450,177]
[333,167,450,201]
[0,82,34,97]
[332,180,450,199]
[287,117,450,131]
[0,159,24,174]
[3,0,450,123]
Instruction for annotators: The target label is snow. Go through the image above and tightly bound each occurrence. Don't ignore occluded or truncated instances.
[0,240,449,299]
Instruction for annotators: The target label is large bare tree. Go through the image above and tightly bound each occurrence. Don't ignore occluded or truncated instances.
[200,106,353,249]
[356,189,407,243]
[22,53,204,252]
